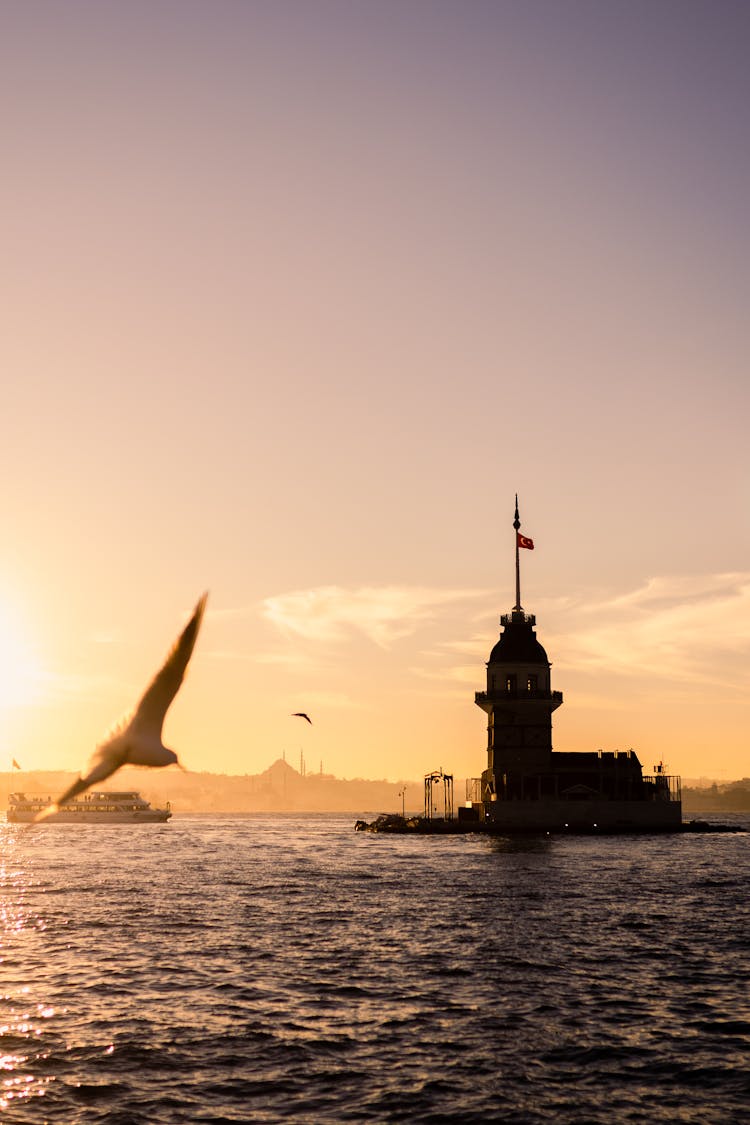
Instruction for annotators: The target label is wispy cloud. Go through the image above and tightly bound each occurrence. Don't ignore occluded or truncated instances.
[88,631,124,645]
[261,585,489,648]
[305,576,750,697]
[406,662,479,701]
[35,669,128,704]
[295,690,362,710]
[198,605,255,623]
[546,572,750,688]
[252,650,319,668]
[160,576,750,707]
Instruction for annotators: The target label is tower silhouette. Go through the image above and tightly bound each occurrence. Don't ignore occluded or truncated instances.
[475,498,562,808]
[465,498,682,831]
[476,607,563,805]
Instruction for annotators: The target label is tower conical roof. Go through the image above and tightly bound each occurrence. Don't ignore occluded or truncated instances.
[488,616,549,665]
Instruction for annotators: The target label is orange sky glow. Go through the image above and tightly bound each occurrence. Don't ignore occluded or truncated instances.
[1,2,748,783]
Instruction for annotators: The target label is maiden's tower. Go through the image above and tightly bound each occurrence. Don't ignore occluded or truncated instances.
[467,499,682,832]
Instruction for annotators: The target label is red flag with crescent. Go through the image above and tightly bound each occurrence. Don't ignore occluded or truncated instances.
[517,533,534,550]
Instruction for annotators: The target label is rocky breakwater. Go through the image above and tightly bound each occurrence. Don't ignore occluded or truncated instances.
[354,814,465,834]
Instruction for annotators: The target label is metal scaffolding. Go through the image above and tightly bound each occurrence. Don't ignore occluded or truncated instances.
[424,768,454,821]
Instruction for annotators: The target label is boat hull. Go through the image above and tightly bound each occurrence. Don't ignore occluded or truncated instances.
[6,790,172,824]
[7,809,171,824]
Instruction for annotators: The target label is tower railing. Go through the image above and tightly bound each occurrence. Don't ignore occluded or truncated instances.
[642,774,681,802]
[475,689,563,704]
[500,611,536,626]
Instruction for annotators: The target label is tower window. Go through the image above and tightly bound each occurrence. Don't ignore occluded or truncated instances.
[505,674,516,693]
[527,675,538,693]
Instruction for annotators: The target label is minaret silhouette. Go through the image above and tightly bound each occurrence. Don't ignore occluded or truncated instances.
[475,498,563,810]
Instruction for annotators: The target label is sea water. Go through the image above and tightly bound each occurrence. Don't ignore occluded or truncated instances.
[1,812,748,1123]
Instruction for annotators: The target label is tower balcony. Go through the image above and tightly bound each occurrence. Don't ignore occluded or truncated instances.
[475,689,563,706]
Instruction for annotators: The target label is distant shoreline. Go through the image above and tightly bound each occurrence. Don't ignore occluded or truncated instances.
[1,761,425,815]
[3,766,749,814]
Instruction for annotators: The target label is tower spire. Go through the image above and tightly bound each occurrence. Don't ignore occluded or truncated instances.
[513,494,522,612]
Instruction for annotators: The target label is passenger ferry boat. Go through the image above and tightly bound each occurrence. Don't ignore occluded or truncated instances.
[7,790,172,824]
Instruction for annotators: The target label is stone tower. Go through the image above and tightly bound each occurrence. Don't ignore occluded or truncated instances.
[474,499,562,807]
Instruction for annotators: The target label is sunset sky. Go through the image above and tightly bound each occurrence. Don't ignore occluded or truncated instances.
[2,1,748,784]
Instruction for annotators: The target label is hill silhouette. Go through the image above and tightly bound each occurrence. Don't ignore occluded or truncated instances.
[2,759,429,815]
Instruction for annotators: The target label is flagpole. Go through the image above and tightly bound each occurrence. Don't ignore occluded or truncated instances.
[513,494,521,611]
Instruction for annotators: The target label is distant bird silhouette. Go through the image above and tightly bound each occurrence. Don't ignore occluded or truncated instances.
[292,712,312,724]
[34,593,208,824]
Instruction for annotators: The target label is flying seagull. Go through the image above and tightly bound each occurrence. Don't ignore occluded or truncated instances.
[34,592,208,824]
[292,712,312,724]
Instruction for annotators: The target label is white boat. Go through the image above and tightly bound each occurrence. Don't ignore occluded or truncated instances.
[7,790,172,824]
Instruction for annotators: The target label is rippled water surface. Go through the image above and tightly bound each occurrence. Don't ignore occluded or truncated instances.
[1,812,748,1123]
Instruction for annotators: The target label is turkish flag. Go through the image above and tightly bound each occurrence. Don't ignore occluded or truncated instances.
[517,533,534,550]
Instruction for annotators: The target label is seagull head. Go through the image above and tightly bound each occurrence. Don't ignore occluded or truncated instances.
[132,744,183,769]
[164,748,188,772]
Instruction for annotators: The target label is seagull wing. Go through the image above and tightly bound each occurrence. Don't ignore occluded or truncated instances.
[292,712,312,724]
[130,593,208,738]
[33,741,127,823]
